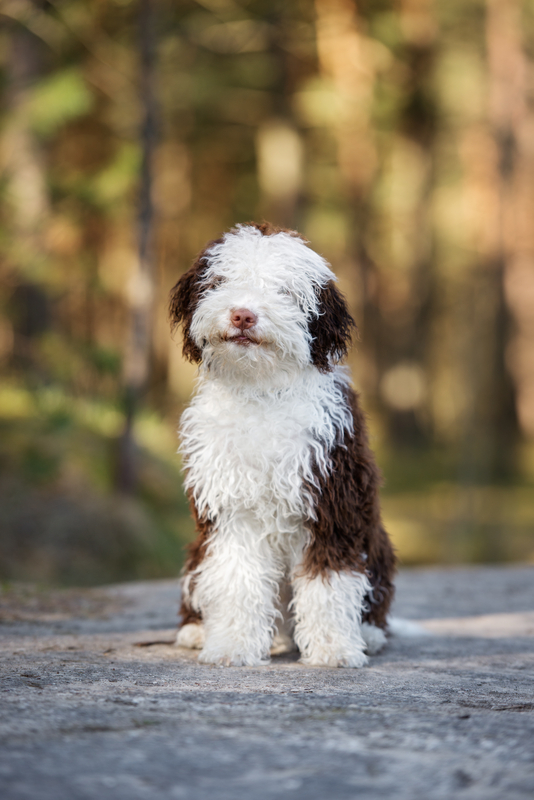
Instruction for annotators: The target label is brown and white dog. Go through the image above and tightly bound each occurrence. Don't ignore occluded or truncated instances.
[169,222,395,667]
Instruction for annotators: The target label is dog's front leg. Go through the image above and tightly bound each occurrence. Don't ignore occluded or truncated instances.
[291,568,371,668]
[193,520,279,667]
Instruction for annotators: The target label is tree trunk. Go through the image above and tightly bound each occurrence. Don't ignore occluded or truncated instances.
[116,0,157,493]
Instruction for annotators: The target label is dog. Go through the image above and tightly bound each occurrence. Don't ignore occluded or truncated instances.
[169,222,395,667]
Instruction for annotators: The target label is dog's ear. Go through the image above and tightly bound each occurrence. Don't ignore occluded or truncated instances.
[309,281,356,372]
[169,239,222,363]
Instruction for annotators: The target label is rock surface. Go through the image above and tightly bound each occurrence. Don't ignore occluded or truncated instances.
[1,565,533,800]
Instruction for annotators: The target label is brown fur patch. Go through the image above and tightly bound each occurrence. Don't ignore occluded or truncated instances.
[178,494,212,626]
[309,281,355,373]
[247,220,306,239]
[302,386,396,629]
[169,237,223,363]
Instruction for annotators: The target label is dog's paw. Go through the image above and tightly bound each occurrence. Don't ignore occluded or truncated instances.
[336,652,368,668]
[176,622,205,650]
[300,649,368,669]
[198,648,270,667]
[361,622,387,655]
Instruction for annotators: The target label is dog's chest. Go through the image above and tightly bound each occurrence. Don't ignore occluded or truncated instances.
[181,383,320,516]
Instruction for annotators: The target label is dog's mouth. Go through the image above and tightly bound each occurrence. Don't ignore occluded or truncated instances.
[222,333,261,347]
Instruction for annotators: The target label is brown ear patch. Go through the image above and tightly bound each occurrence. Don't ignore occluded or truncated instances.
[309,281,356,372]
[247,222,354,370]
[169,237,223,363]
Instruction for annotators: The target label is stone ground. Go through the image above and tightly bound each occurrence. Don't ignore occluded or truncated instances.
[1,565,533,800]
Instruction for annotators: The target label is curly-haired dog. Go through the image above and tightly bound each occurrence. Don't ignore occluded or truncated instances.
[169,222,395,667]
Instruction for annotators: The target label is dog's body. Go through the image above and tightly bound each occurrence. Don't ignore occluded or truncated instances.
[170,223,395,667]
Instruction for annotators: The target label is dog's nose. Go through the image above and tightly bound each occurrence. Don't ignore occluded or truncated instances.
[230,308,257,330]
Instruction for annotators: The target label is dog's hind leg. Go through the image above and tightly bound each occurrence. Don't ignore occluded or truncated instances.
[176,622,205,649]
[360,622,387,654]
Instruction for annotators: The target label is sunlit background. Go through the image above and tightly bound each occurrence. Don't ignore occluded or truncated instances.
[1,0,533,586]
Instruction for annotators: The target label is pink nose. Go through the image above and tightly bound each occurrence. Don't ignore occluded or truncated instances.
[230,308,257,330]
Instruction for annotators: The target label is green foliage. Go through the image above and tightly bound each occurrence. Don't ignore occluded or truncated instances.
[0,0,532,584]
[88,344,122,376]
[90,143,141,208]
[0,384,193,586]
[29,69,94,137]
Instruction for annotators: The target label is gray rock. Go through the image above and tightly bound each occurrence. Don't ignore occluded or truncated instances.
[1,565,533,799]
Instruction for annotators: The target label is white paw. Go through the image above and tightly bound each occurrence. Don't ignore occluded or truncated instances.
[300,649,368,669]
[198,648,270,667]
[176,622,205,650]
[361,622,387,655]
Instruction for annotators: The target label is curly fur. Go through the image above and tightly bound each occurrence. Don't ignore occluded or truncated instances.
[170,223,395,667]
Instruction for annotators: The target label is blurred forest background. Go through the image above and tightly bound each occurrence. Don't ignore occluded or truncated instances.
[1,0,533,586]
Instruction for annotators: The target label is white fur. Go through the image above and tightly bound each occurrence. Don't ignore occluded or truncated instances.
[190,226,337,384]
[176,618,387,658]
[178,226,377,667]
[176,622,205,649]
[291,570,371,667]
[361,622,388,654]
[175,618,298,656]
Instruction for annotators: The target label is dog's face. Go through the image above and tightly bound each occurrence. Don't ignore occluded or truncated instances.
[170,223,354,380]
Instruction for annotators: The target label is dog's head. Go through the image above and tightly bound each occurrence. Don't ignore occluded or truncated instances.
[169,222,354,380]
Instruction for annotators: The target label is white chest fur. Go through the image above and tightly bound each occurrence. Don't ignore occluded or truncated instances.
[180,367,353,528]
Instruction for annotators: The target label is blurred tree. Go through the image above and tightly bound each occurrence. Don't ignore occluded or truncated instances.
[117,0,158,493]
[454,0,522,486]
[362,0,438,450]
[0,0,533,579]
[3,9,50,369]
